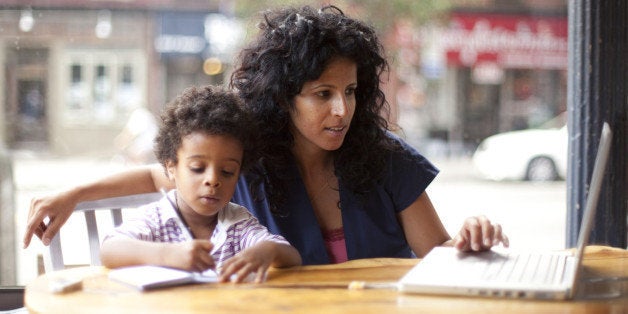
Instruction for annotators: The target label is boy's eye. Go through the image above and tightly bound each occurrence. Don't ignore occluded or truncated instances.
[221,170,235,177]
[190,167,204,173]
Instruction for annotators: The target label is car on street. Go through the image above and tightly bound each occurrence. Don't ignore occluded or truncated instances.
[472,113,567,181]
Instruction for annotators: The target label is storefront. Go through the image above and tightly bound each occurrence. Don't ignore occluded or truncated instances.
[0,8,152,154]
[427,11,568,150]
[155,11,243,103]
[0,4,230,156]
[155,11,212,103]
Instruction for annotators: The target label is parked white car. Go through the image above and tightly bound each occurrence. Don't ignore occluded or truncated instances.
[472,114,567,181]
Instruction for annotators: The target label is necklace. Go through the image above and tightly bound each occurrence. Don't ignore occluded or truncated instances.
[307,174,341,210]
[309,179,330,201]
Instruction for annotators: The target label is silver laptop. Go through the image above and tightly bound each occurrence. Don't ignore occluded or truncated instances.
[398,122,612,300]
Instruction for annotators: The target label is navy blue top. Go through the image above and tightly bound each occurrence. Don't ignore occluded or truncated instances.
[232,135,439,265]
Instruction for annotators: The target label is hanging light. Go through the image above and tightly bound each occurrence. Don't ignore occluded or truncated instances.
[95,10,112,39]
[19,8,34,32]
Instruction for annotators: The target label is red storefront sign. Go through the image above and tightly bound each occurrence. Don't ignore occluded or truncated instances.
[443,12,568,69]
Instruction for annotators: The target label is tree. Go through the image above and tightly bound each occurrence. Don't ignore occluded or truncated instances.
[232,0,452,33]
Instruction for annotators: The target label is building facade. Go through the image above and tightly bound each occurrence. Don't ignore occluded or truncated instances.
[0,1,227,156]
[394,0,568,156]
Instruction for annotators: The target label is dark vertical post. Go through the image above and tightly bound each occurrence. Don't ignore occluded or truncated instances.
[567,0,627,248]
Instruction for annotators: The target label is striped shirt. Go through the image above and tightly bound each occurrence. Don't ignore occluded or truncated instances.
[103,191,290,269]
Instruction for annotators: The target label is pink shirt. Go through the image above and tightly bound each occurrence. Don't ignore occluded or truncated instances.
[321,227,348,263]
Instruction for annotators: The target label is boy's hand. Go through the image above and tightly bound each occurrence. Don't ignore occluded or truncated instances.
[454,215,509,252]
[168,240,215,272]
[218,242,276,283]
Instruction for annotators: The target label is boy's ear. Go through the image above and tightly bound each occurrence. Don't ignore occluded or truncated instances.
[165,160,175,180]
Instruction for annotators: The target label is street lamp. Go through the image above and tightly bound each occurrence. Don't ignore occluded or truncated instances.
[95,10,112,39]
[19,8,34,32]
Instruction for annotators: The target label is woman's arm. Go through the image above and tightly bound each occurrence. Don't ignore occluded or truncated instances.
[397,192,451,257]
[100,238,215,271]
[397,191,509,257]
[23,164,172,248]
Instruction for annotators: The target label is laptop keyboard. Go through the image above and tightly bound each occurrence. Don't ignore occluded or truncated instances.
[481,252,567,285]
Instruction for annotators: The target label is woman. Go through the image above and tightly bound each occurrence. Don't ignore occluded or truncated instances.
[24,5,507,265]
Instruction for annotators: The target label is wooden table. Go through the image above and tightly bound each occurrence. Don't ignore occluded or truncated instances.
[25,246,627,313]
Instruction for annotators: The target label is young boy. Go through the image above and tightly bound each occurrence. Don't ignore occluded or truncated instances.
[100,85,301,283]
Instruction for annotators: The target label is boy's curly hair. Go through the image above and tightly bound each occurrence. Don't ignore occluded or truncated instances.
[231,5,399,215]
[154,85,255,171]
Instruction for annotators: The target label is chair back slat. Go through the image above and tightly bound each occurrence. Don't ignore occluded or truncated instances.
[44,192,162,272]
[84,210,101,266]
[111,208,123,226]
[43,233,64,272]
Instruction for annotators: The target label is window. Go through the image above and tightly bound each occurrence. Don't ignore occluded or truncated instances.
[0,0,624,289]
[62,50,145,125]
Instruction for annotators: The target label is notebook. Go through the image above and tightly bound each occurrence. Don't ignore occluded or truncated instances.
[109,265,218,291]
[398,122,613,300]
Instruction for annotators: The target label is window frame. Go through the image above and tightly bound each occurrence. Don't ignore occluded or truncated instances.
[566,0,627,248]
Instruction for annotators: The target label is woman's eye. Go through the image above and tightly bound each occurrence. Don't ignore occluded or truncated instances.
[316,90,330,98]
[346,87,356,96]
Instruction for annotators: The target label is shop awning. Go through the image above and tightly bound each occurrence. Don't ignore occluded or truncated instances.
[443,12,568,69]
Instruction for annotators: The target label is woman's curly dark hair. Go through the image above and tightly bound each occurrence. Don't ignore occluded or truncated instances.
[230,5,399,214]
[154,85,255,172]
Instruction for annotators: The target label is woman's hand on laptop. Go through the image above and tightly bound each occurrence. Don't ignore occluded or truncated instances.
[452,215,509,252]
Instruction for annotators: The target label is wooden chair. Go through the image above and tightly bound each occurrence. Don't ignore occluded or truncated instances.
[43,192,162,272]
